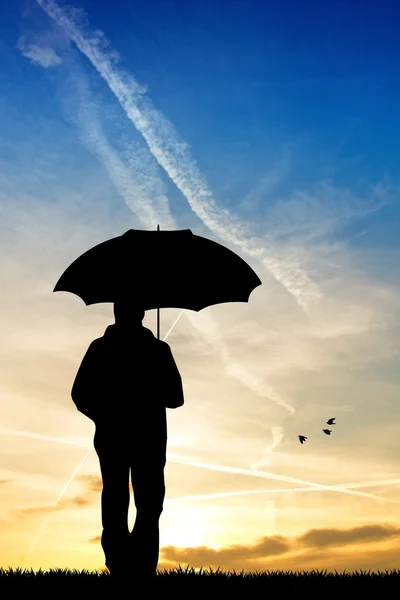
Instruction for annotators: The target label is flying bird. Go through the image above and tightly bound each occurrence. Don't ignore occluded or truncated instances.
[298,435,307,444]
[326,418,336,425]
[323,429,332,435]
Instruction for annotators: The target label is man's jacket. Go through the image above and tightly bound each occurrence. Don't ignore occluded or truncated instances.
[71,323,184,425]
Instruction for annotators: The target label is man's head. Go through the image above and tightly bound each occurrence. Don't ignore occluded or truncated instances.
[113,296,145,327]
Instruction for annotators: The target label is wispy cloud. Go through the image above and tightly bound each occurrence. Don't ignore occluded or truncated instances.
[250,426,285,468]
[61,69,175,230]
[238,152,292,216]
[257,180,390,253]
[18,37,62,68]
[35,0,322,310]
[183,310,295,415]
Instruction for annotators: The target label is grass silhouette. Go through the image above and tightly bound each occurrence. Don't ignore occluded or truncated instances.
[1,565,400,594]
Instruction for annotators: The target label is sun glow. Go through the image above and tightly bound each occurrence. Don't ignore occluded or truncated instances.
[162,504,216,548]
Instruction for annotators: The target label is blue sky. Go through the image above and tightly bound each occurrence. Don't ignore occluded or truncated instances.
[3,1,400,172]
[2,0,400,241]
[1,0,400,573]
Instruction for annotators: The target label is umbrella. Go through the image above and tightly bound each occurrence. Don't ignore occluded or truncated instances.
[54,226,262,338]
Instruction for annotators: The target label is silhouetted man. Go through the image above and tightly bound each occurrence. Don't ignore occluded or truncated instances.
[71,298,184,577]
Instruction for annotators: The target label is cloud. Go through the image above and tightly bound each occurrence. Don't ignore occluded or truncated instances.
[13,504,63,518]
[77,474,102,494]
[12,473,102,522]
[89,535,101,544]
[160,523,400,571]
[162,535,290,567]
[298,523,400,548]
[273,544,400,573]
[12,493,96,519]
[18,38,62,68]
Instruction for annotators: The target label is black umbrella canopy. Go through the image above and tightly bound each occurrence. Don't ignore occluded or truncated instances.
[53,228,262,311]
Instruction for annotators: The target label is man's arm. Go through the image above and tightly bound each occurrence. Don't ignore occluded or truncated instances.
[161,344,184,409]
[71,341,104,421]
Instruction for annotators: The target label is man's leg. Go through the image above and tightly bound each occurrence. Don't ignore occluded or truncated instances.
[94,431,130,574]
[130,461,165,577]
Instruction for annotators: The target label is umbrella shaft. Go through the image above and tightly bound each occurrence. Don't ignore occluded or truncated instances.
[157,224,160,340]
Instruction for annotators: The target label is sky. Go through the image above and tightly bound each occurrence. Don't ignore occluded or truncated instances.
[1,0,400,574]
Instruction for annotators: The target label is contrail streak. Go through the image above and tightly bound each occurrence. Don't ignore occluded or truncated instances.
[7,425,399,560]
[5,427,399,506]
[27,446,93,555]
[337,478,400,490]
[165,488,321,504]
[54,446,94,505]
[185,310,295,414]
[163,310,185,342]
[36,0,322,310]
[167,456,400,504]
[166,479,400,504]
[0,428,91,448]
[4,426,400,540]
[161,309,288,424]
